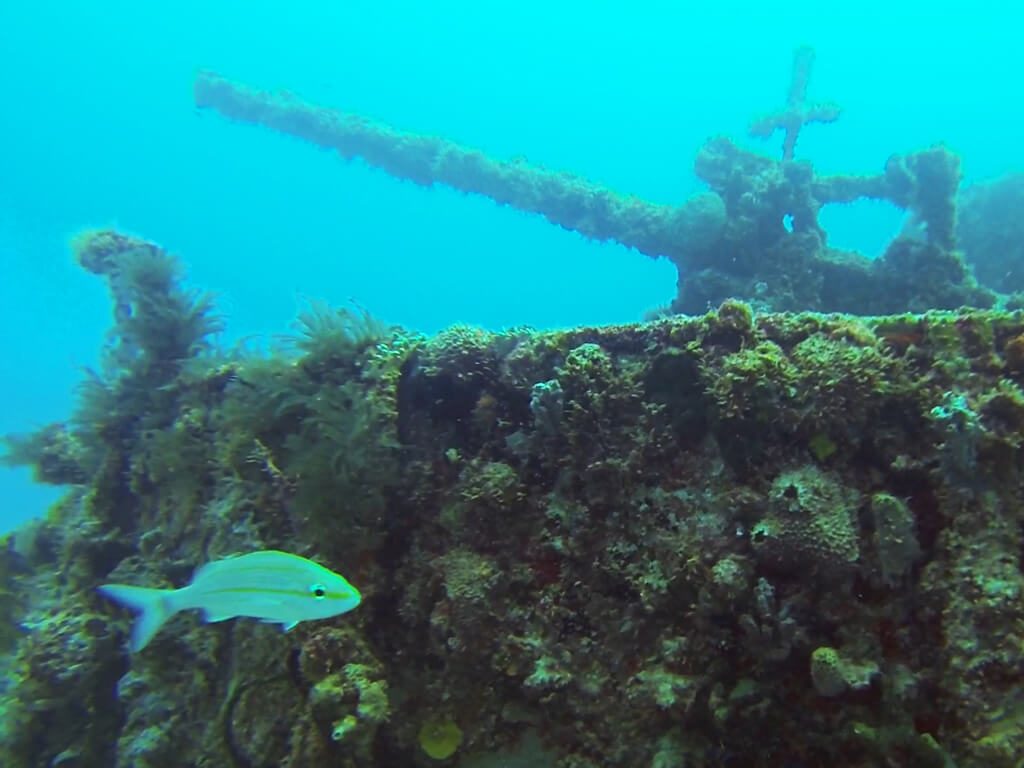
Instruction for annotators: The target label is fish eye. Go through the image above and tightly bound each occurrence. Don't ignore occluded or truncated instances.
[311,584,326,599]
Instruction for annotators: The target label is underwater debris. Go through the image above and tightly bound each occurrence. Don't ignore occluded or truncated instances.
[195,51,995,316]
[749,44,841,161]
[193,70,725,271]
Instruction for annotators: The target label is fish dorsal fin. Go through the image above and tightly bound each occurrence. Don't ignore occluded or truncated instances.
[190,550,300,584]
[190,556,239,583]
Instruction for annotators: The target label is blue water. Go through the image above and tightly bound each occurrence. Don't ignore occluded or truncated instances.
[1,1,1021,532]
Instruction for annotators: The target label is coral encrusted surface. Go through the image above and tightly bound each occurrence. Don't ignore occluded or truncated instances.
[1,232,1023,767]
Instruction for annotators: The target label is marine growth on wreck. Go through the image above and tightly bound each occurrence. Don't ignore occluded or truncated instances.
[2,46,1024,768]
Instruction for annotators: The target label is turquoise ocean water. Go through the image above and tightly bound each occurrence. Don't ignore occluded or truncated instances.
[1,1,1021,532]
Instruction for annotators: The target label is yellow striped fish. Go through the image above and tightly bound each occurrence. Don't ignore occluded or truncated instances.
[97,550,361,651]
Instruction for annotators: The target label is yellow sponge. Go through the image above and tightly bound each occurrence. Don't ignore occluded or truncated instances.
[418,716,463,760]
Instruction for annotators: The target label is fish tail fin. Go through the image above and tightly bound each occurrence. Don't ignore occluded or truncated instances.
[97,584,176,651]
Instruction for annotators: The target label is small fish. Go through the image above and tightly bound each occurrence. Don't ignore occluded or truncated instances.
[98,550,361,651]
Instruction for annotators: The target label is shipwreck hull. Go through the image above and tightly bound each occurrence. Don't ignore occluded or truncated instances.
[1,233,1023,768]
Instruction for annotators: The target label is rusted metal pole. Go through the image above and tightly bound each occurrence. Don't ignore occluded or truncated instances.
[193,71,724,270]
